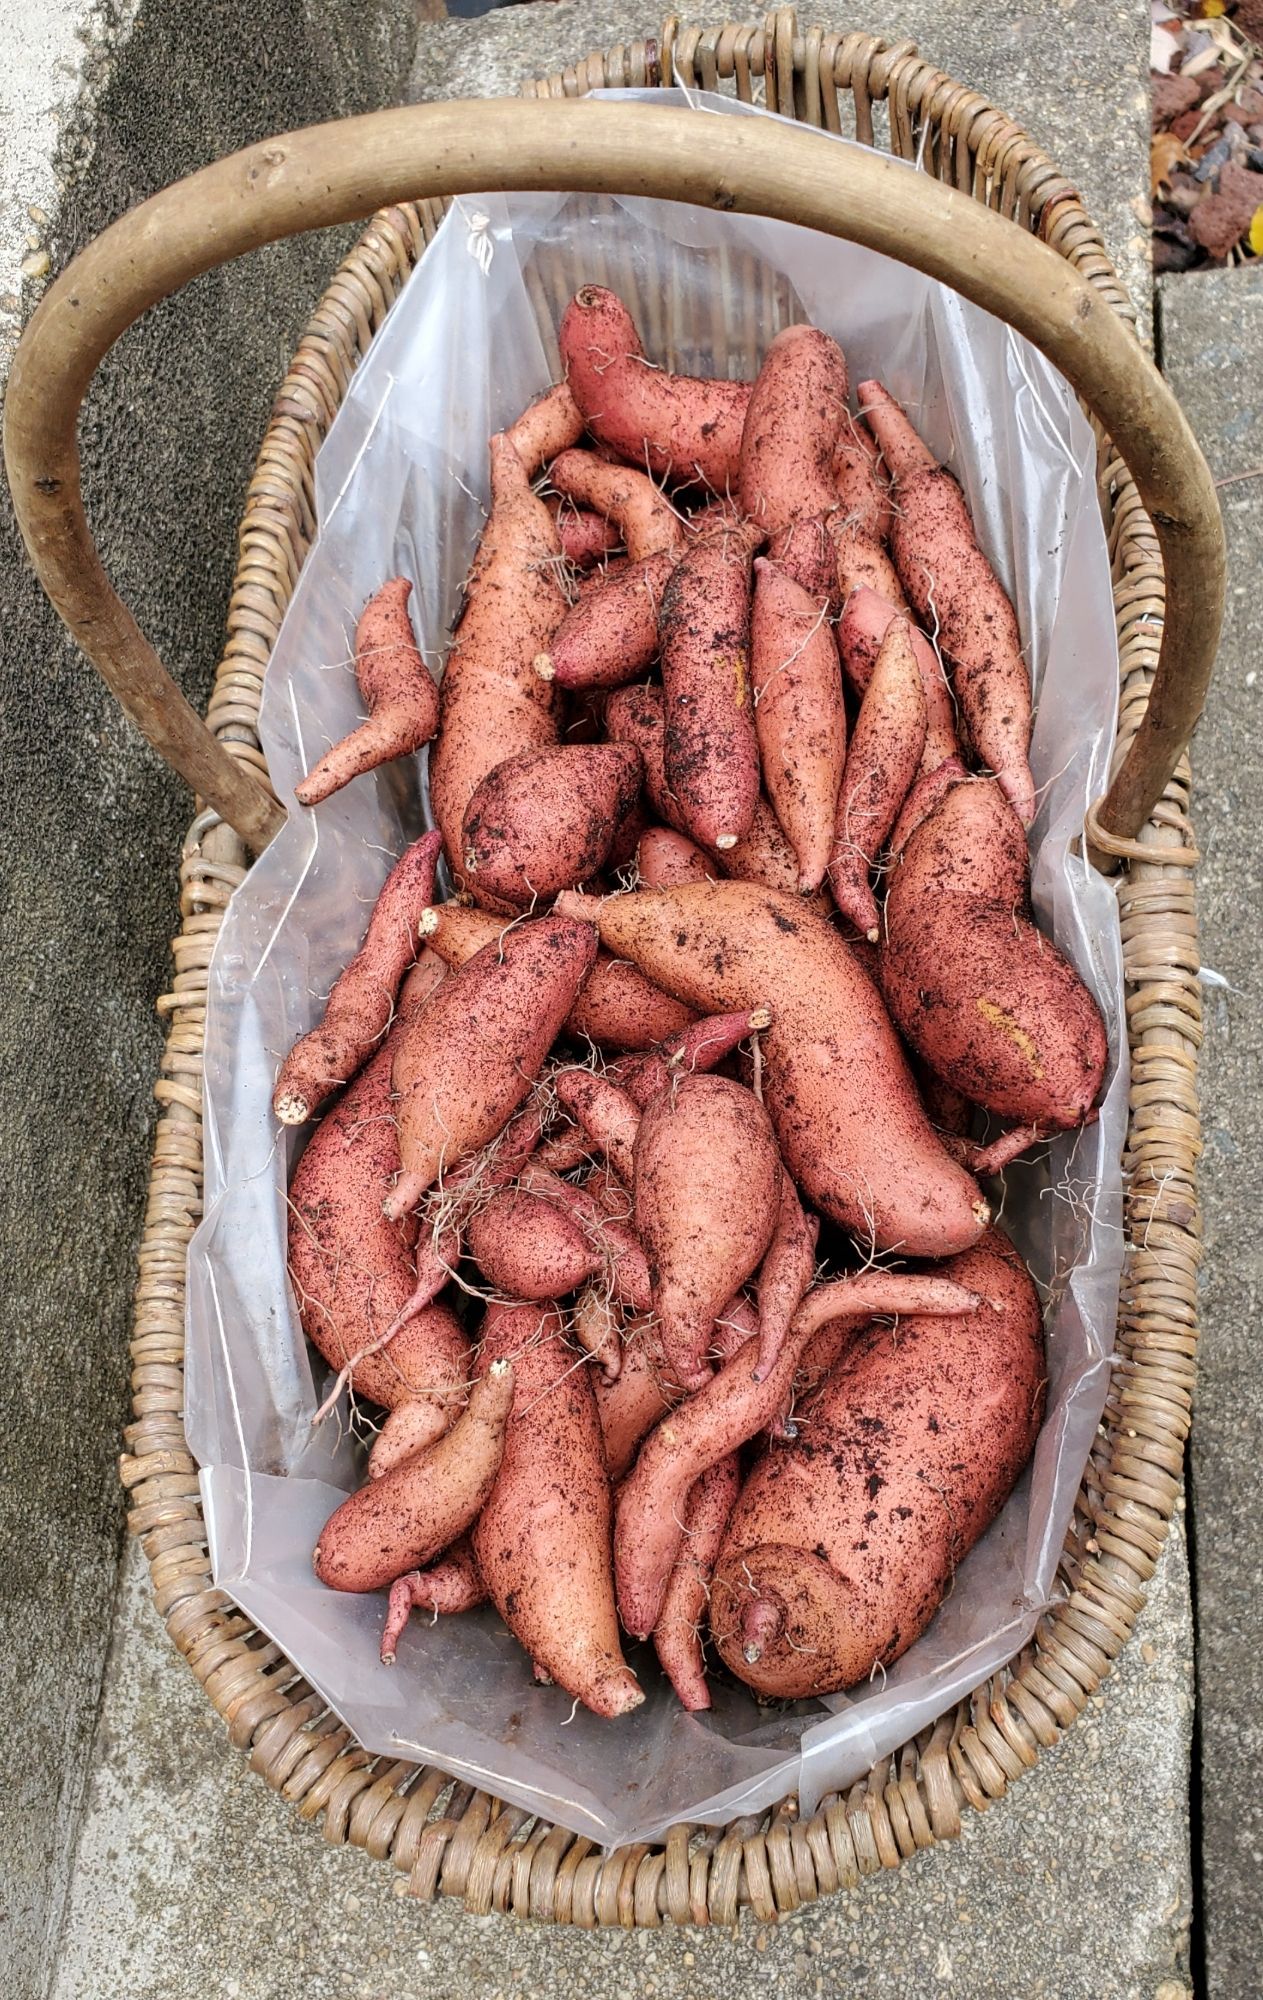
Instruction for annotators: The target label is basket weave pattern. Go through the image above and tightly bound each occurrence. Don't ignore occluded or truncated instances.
[119,17,1201,1924]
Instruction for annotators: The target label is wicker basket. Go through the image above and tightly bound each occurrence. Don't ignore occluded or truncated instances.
[5,12,1221,1927]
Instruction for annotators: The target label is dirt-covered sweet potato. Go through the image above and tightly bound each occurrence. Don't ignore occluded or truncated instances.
[295,578,440,807]
[660,517,763,851]
[828,619,927,939]
[751,556,847,892]
[460,742,642,907]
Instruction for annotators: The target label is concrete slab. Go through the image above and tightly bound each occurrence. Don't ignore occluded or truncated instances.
[1156,263,1263,2000]
[51,1528,1193,2000]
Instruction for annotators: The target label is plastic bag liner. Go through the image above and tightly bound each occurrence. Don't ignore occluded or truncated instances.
[186,91,1127,1848]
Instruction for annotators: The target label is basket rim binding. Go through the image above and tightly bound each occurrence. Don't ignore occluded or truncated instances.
[121,12,1201,1926]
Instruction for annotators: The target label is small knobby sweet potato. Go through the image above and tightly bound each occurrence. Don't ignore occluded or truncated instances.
[753,1171,819,1381]
[828,619,928,940]
[751,557,848,892]
[651,1453,741,1711]
[560,285,750,491]
[295,577,441,808]
[418,899,694,1056]
[635,826,715,889]
[836,585,959,772]
[739,325,849,537]
[386,915,597,1218]
[571,1286,624,1380]
[539,551,676,693]
[554,883,989,1257]
[860,380,1035,824]
[708,1230,1044,1698]
[380,1537,486,1663]
[429,435,565,892]
[613,1269,980,1639]
[473,1302,643,1718]
[881,775,1109,1128]
[660,518,762,851]
[313,1360,515,1594]
[466,1187,601,1299]
[504,380,585,475]
[286,1033,469,1421]
[461,742,642,907]
[273,829,442,1126]
[548,499,622,567]
[548,449,684,562]
[633,1074,782,1389]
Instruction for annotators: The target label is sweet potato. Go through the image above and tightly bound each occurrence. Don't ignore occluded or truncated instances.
[593,1316,678,1480]
[708,1231,1044,1697]
[429,435,564,891]
[660,517,762,851]
[536,551,675,692]
[831,520,906,615]
[554,883,989,1257]
[514,1164,651,1313]
[633,1075,781,1388]
[859,380,1035,824]
[504,379,585,475]
[571,1286,624,1380]
[473,1303,643,1716]
[553,1069,641,1185]
[549,499,622,567]
[386,915,596,1217]
[836,585,959,772]
[828,619,927,940]
[881,775,1108,1128]
[751,557,847,892]
[635,826,714,888]
[560,285,750,491]
[287,1035,469,1423]
[887,753,970,858]
[613,1006,772,1108]
[369,1398,459,1481]
[833,410,892,541]
[466,1187,601,1299]
[739,325,849,537]
[295,578,440,807]
[273,829,442,1125]
[613,1269,981,1638]
[417,899,693,1056]
[461,742,642,907]
[548,448,683,562]
[652,1454,741,1711]
[380,1538,486,1662]
[753,1172,819,1381]
[313,1360,515,1594]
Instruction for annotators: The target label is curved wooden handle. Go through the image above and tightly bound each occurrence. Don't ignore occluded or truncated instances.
[5,97,1224,852]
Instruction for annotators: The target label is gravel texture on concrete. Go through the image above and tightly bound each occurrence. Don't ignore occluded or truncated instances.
[407,0,1154,333]
[51,1529,1193,2000]
[0,4,415,1990]
[1157,263,1263,2000]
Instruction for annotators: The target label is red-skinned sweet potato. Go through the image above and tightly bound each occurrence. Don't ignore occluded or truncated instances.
[386,915,597,1217]
[751,557,847,892]
[504,380,585,475]
[881,775,1108,1128]
[828,619,927,940]
[429,436,565,892]
[753,1171,819,1381]
[660,517,762,851]
[380,1537,486,1662]
[560,285,749,491]
[833,411,892,541]
[466,1187,602,1299]
[536,551,675,692]
[553,1069,641,1186]
[635,826,715,888]
[473,1302,643,1717]
[859,380,1035,824]
[652,1454,741,1711]
[273,829,442,1125]
[836,585,959,772]
[295,578,440,808]
[709,1231,1044,1697]
[313,1360,515,1594]
[633,1075,781,1389]
[739,325,849,537]
[554,883,989,1257]
[548,499,622,567]
[593,1315,678,1481]
[548,448,683,561]
[461,742,642,907]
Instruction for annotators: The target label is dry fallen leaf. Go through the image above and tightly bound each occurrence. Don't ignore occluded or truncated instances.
[1250,206,1263,254]
[1151,131,1191,195]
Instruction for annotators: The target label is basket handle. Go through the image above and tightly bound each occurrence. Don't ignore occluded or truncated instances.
[6,97,1223,853]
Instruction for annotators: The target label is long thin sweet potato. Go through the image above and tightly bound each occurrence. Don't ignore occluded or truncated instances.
[833,410,893,540]
[295,578,440,807]
[274,829,442,1125]
[548,449,684,561]
[473,1303,643,1717]
[651,1454,741,1711]
[836,584,959,772]
[660,518,762,851]
[859,380,1035,824]
[386,915,596,1217]
[560,285,750,491]
[751,557,847,892]
[828,619,927,940]
[753,1171,818,1381]
[554,883,989,1257]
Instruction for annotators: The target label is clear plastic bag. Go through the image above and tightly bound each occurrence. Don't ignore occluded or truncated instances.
[186,93,1126,1847]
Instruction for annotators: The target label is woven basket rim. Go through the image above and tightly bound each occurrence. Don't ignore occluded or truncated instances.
[122,10,1200,1927]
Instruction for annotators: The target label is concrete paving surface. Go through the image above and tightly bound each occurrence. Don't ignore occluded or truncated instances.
[0,0,1239,1994]
[1158,263,1263,2000]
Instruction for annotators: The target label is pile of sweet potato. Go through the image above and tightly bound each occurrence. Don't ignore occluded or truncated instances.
[277,288,1108,1717]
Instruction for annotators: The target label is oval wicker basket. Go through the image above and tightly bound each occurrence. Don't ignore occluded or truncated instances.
[6,12,1217,1928]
